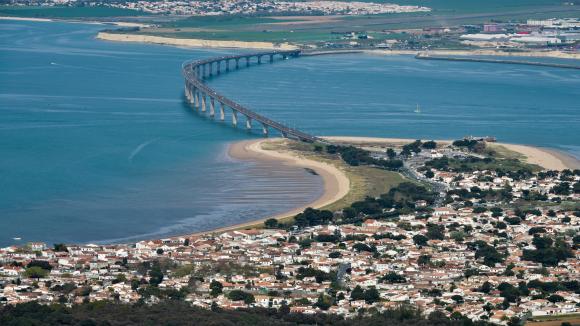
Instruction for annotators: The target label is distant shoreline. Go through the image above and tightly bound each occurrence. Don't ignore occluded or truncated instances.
[368,49,580,60]
[96,32,298,50]
[3,17,580,58]
[0,16,151,28]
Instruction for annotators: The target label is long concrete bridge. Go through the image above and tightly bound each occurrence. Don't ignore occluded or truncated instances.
[182,50,322,142]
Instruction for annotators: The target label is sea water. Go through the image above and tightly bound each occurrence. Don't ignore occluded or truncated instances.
[1,20,579,246]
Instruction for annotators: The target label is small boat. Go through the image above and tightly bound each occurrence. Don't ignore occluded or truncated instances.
[414,104,421,114]
[13,237,21,241]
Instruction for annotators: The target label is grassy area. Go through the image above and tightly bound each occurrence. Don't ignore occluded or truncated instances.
[132,29,338,43]
[0,6,147,18]
[267,140,407,220]
[485,144,543,172]
[527,313,580,326]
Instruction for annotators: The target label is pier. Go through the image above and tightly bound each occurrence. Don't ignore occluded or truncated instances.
[182,50,321,143]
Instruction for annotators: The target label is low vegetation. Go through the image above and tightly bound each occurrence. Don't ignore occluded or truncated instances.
[0,301,494,326]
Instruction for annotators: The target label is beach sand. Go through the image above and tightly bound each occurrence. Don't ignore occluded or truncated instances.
[96,32,298,50]
[179,138,349,237]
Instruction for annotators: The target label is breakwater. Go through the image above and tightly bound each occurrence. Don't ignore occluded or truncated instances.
[415,53,580,70]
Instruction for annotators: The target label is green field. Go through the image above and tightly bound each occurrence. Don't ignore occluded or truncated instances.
[0,6,147,18]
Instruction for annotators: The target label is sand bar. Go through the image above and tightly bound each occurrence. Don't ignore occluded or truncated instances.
[96,32,298,50]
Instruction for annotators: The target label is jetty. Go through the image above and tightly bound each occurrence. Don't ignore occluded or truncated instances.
[415,53,580,70]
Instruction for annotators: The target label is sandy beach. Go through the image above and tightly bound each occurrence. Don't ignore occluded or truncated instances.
[177,138,349,237]
[96,32,298,50]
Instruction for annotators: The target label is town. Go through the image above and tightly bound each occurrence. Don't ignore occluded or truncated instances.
[5,0,431,16]
[1,139,578,325]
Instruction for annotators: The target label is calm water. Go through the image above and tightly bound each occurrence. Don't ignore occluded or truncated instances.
[0,20,322,246]
[208,54,580,157]
[1,20,579,246]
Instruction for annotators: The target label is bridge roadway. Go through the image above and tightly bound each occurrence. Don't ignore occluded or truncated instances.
[182,50,322,143]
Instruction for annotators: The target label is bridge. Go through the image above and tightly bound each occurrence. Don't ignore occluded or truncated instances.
[182,50,322,142]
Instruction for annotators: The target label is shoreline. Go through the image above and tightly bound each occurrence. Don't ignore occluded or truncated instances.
[176,136,579,240]
[177,138,349,238]
[4,17,579,58]
[0,16,152,28]
[96,32,298,50]
[324,136,580,171]
[367,49,580,60]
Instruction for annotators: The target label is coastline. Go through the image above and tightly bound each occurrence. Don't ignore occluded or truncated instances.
[324,136,580,171]
[0,15,152,27]
[178,136,579,240]
[96,32,298,50]
[229,138,350,220]
[367,49,580,60]
[177,138,350,238]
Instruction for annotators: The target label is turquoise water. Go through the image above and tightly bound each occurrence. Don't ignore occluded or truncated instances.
[0,20,322,246]
[208,53,580,157]
[1,20,579,246]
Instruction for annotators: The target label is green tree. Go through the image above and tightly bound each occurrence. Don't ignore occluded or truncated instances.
[149,267,164,287]
[264,218,278,229]
[210,280,223,297]
[350,285,365,301]
[413,234,429,246]
[24,266,48,279]
[53,243,68,252]
[227,290,255,304]
[364,287,381,304]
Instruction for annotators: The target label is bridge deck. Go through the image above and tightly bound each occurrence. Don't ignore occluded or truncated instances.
[181,51,320,143]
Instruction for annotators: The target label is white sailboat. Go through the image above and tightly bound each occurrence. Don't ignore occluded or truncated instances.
[414,104,421,114]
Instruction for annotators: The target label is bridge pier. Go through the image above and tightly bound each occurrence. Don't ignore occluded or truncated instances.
[246,57,250,67]
[235,58,240,69]
[219,102,225,121]
[184,84,191,102]
[226,60,230,72]
[209,97,215,118]
[208,63,213,77]
[194,90,200,109]
[246,116,252,130]
[258,56,262,64]
[216,61,221,75]
[201,93,206,112]
[191,88,197,107]
[262,123,268,136]
[269,54,274,63]
[232,110,238,126]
